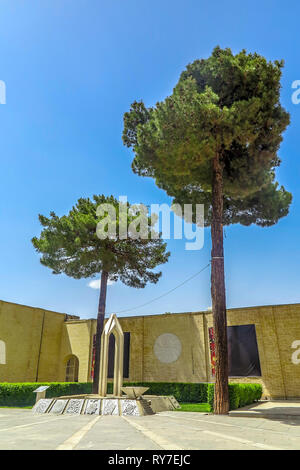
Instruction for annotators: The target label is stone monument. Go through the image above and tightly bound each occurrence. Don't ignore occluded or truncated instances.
[99,313,124,397]
[32,313,180,416]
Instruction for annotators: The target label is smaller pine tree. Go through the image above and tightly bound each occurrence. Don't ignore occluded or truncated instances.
[32,194,170,393]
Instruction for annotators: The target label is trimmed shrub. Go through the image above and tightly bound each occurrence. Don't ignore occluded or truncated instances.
[207,383,262,411]
[0,381,208,406]
[0,381,262,409]
[122,382,209,403]
[0,382,92,407]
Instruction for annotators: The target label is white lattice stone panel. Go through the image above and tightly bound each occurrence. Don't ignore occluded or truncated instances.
[49,399,68,414]
[65,399,84,415]
[121,399,140,416]
[32,398,53,414]
[84,399,101,415]
[102,399,119,415]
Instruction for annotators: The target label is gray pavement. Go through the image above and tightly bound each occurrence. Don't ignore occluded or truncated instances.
[1,407,300,450]
[229,400,300,419]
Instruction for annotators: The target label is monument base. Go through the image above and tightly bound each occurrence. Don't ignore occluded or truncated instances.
[32,394,180,416]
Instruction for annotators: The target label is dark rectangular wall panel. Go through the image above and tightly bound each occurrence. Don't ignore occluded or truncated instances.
[209,324,261,377]
[228,324,261,377]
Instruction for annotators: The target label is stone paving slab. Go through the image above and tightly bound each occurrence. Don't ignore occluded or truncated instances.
[75,415,161,450]
[1,407,300,450]
[229,401,300,419]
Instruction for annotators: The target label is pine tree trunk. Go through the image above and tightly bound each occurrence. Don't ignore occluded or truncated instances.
[92,270,108,394]
[211,152,229,414]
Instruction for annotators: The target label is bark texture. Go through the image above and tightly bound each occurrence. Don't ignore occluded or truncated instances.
[211,153,229,414]
[92,270,108,394]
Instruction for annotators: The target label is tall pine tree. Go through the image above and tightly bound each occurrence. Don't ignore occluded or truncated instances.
[123,47,292,413]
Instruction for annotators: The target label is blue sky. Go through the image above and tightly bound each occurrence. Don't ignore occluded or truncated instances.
[0,0,300,318]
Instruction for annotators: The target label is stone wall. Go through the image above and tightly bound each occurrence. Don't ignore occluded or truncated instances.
[1,298,300,398]
[63,304,300,398]
[0,300,70,382]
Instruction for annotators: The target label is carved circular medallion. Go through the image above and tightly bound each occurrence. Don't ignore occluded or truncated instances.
[154,333,182,363]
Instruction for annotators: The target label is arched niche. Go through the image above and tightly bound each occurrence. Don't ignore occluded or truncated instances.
[65,354,79,382]
[0,340,6,365]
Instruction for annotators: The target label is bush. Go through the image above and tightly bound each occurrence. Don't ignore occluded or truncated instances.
[0,381,208,406]
[0,382,92,407]
[207,383,262,411]
[122,382,209,403]
[0,381,262,409]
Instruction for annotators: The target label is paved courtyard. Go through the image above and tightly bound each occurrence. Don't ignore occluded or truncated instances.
[1,408,300,450]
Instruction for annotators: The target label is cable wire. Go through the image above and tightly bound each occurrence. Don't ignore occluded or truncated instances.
[107,262,211,315]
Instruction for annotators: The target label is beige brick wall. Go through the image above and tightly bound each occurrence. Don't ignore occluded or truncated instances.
[1,299,300,398]
[59,320,94,382]
[205,304,300,398]
[141,313,208,383]
[0,300,68,382]
[272,304,300,398]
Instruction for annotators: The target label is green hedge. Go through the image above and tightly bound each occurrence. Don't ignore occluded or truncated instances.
[122,382,209,403]
[207,383,262,411]
[0,381,208,407]
[0,383,92,407]
[0,381,262,409]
